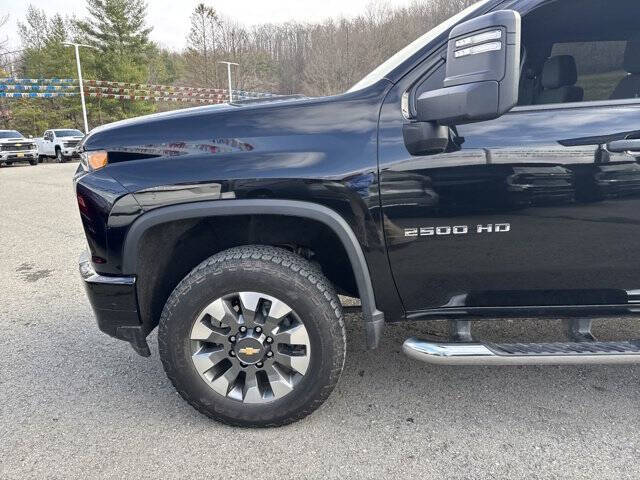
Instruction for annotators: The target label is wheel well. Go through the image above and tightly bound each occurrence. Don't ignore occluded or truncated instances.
[136,214,358,331]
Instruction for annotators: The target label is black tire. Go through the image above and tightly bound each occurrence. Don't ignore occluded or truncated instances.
[158,245,346,427]
[6,162,12,166]
[29,158,38,166]
[38,155,45,164]
[55,148,64,163]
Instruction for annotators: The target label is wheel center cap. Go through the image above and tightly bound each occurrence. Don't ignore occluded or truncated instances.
[235,337,264,364]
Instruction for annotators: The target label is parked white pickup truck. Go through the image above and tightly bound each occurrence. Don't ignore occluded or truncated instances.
[37,129,84,163]
[0,130,38,166]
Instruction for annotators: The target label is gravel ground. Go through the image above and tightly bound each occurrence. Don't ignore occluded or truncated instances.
[1,162,640,479]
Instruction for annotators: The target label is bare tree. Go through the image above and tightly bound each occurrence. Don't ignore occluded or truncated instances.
[18,7,49,50]
[185,3,219,87]
[0,13,8,51]
[0,13,10,68]
[176,0,480,96]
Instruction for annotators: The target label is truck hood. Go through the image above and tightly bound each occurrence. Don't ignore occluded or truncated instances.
[86,96,307,139]
[80,88,385,156]
[58,136,84,141]
[80,82,391,183]
[79,80,391,200]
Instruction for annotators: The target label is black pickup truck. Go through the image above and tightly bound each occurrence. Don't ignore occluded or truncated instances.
[75,0,640,427]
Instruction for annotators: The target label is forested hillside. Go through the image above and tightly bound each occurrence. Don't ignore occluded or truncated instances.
[0,0,477,135]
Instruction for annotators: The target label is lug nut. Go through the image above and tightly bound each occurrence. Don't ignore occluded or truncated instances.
[266,337,273,344]
[256,362,264,368]
[266,351,274,358]
[229,335,236,343]
[229,350,236,357]
[239,326,247,333]
[255,326,262,334]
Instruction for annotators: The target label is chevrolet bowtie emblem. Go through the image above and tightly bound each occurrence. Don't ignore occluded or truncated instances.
[238,347,260,356]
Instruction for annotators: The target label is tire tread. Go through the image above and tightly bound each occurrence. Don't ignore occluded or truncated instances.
[158,245,346,427]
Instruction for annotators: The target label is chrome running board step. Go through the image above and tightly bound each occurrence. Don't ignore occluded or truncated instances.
[403,338,640,365]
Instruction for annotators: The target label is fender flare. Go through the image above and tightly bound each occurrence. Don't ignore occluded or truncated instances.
[122,199,384,349]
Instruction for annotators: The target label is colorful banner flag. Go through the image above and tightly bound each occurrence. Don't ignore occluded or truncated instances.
[83,85,229,99]
[0,84,79,92]
[0,78,279,102]
[0,78,278,99]
[0,92,78,98]
[0,78,77,85]
[85,92,226,103]
[84,80,228,94]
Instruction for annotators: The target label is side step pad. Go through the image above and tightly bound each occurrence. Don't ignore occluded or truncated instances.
[403,338,640,365]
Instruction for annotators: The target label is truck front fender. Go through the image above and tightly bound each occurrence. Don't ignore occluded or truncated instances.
[122,199,385,349]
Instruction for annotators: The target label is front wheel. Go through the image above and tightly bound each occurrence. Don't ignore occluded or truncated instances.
[55,149,65,163]
[158,245,346,427]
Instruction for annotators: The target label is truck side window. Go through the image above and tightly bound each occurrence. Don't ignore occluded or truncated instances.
[519,0,640,106]
[551,41,629,102]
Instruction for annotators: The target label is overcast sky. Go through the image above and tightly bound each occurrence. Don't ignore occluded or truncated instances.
[3,0,417,51]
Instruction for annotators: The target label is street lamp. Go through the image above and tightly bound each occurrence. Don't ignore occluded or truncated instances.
[63,42,99,134]
[217,61,239,103]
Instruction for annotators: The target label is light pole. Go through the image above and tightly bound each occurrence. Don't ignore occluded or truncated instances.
[63,42,99,134]
[217,61,239,103]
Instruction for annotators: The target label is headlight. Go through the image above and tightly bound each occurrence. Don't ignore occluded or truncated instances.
[80,150,108,171]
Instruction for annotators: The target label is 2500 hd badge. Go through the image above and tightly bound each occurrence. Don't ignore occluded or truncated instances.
[404,223,511,237]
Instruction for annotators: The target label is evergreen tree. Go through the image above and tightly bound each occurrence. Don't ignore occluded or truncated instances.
[11,8,83,135]
[74,0,156,123]
[75,0,151,57]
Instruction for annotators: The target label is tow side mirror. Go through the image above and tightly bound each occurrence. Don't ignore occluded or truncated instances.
[416,10,521,126]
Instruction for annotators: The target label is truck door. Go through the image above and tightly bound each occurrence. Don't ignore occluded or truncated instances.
[49,131,56,155]
[43,131,52,155]
[379,0,640,315]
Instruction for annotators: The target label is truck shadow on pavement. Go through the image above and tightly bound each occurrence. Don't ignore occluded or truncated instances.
[81,310,640,433]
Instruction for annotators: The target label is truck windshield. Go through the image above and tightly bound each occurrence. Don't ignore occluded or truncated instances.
[0,130,23,139]
[347,0,492,92]
[54,130,83,137]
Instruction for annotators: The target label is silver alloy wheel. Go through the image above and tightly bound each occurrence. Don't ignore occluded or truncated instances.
[190,292,311,404]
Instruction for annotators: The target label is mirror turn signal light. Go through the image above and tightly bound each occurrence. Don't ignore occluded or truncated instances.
[453,29,503,58]
[455,29,502,48]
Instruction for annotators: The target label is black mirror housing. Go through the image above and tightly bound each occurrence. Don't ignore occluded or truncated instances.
[417,81,500,126]
[403,122,450,156]
[416,10,521,126]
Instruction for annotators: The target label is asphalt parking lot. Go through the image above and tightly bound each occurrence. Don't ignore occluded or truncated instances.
[2,163,640,479]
